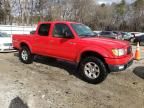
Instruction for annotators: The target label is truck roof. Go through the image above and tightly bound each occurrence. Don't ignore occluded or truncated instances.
[38,21,81,25]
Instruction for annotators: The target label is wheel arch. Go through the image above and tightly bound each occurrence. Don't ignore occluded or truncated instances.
[19,42,34,64]
[77,51,110,72]
[20,42,32,52]
[79,51,105,63]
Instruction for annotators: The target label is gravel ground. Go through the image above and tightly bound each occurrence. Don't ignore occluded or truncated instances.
[0,46,143,108]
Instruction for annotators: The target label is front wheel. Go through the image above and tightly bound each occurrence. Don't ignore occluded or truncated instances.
[79,56,108,84]
[19,46,34,64]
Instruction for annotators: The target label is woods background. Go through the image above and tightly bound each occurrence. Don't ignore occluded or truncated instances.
[0,0,144,32]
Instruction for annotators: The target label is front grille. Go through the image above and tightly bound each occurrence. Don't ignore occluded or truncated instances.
[127,46,132,54]
[3,43,12,46]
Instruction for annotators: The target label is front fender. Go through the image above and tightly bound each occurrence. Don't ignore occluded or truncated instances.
[76,46,113,62]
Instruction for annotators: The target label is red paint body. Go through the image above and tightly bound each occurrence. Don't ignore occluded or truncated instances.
[12,21,133,67]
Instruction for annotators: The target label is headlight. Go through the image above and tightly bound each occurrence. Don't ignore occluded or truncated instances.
[112,48,126,56]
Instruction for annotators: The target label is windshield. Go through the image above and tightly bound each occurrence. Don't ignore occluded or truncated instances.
[71,23,96,37]
[0,32,11,37]
[122,32,131,36]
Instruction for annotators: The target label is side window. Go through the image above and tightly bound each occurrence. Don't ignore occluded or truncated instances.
[38,24,51,36]
[53,23,73,38]
[100,32,104,35]
[105,32,110,35]
[101,32,106,35]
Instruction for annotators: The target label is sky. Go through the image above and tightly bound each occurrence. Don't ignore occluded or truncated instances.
[97,0,135,4]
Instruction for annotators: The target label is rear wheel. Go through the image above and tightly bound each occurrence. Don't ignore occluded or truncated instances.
[19,46,34,64]
[79,56,108,84]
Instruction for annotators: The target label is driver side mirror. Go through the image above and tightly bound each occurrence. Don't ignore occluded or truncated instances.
[63,31,74,39]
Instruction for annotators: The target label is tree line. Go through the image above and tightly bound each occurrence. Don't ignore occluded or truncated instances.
[0,0,144,32]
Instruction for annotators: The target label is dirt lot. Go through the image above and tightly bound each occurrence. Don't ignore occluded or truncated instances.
[0,46,144,108]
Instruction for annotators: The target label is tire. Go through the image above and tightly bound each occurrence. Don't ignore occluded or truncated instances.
[79,56,108,84]
[19,46,34,64]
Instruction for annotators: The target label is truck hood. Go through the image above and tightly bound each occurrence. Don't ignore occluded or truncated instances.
[80,37,129,49]
[0,37,12,44]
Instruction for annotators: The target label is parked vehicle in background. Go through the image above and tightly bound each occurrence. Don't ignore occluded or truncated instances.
[134,35,144,45]
[93,30,101,35]
[131,32,144,37]
[13,21,133,84]
[100,31,122,39]
[129,32,144,43]
[30,30,36,34]
[0,32,15,52]
[121,32,133,41]
[93,31,102,37]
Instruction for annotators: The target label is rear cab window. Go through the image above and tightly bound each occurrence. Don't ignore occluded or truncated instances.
[38,24,51,36]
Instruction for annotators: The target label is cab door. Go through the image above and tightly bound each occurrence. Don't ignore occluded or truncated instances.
[32,23,51,56]
[49,23,77,61]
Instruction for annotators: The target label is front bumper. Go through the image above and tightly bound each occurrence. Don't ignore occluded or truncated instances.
[0,46,16,52]
[108,58,133,72]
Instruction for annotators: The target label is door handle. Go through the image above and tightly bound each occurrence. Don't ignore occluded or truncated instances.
[69,42,76,45]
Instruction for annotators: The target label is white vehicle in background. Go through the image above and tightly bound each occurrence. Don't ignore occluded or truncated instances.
[0,32,15,52]
[129,32,144,42]
[121,32,133,40]
[93,30,102,34]
[130,32,144,36]
[93,31,101,36]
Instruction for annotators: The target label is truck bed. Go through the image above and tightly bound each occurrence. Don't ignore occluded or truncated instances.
[12,34,33,49]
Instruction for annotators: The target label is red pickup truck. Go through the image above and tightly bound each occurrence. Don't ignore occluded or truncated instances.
[13,21,133,84]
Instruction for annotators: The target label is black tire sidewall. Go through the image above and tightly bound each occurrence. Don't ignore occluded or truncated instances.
[19,46,33,64]
[79,56,108,84]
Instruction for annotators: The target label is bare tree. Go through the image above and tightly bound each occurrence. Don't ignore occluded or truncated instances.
[2,0,144,31]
